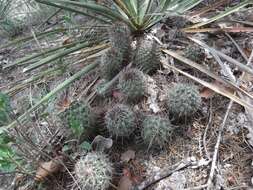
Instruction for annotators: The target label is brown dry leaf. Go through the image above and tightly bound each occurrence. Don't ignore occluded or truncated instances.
[35,157,62,181]
[200,80,234,99]
[118,169,133,190]
[57,92,71,112]
[91,135,113,151]
[200,81,234,99]
[200,87,215,99]
[118,176,133,190]
[62,37,72,45]
[120,150,135,162]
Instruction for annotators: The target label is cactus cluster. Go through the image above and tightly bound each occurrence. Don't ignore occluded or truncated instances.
[183,45,205,63]
[118,69,146,101]
[141,115,174,149]
[133,39,160,74]
[100,48,124,81]
[167,84,201,117]
[105,104,135,137]
[60,101,92,137]
[75,152,113,190]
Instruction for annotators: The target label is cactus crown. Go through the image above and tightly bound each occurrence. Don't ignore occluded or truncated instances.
[75,152,113,190]
[60,101,92,137]
[133,39,160,74]
[105,104,135,137]
[100,48,124,81]
[183,45,205,63]
[167,84,201,117]
[118,69,146,101]
[141,115,174,149]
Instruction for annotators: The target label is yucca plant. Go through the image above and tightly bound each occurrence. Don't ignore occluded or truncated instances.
[35,0,203,31]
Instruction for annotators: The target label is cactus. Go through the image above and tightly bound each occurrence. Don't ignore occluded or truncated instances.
[75,152,113,190]
[141,115,173,149]
[60,101,92,137]
[100,48,124,80]
[108,22,132,57]
[167,84,201,117]
[183,45,205,63]
[133,39,160,74]
[105,104,135,137]
[118,69,145,101]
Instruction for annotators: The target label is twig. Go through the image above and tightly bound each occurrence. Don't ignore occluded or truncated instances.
[184,184,208,190]
[134,158,194,190]
[225,33,248,62]
[206,100,233,190]
[203,99,213,159]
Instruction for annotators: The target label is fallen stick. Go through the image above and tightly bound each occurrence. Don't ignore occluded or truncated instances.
[206,100,233,189]
[134,158,194,190]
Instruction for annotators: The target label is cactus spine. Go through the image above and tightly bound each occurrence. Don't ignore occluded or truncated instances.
[141,115,174,149]
[167,83,201,117]
[105,104,135,137]
[75,152,113,190]
[133,39,160,74]
[118,69,146,101]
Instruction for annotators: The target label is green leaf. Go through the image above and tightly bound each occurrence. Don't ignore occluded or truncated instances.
[69,117,84,137]
[80,141,92,151]
[0,159,16,172]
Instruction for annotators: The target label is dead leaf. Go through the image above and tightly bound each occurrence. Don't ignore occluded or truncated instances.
[200,80,234,99]
[200,87,215,99]
[62,37,72,45]
[118,169,133,190]
[91,135,113,152]
[118,175,133,190]
[35,157,62,181]
[120,150,135,162]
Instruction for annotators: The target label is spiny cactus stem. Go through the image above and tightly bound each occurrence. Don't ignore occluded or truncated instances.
[97,63,132,95]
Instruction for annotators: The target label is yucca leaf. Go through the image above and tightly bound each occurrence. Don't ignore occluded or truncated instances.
[6,61,99,129]
[112,0,139,28]
[143,0,203,30]
[0,28,66,49]
[37,0,130,24]
[23,43,107,72]
[5,68,62,96]
[35,0,110,23]
[3,40,86,69]
[138,0,153,25]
